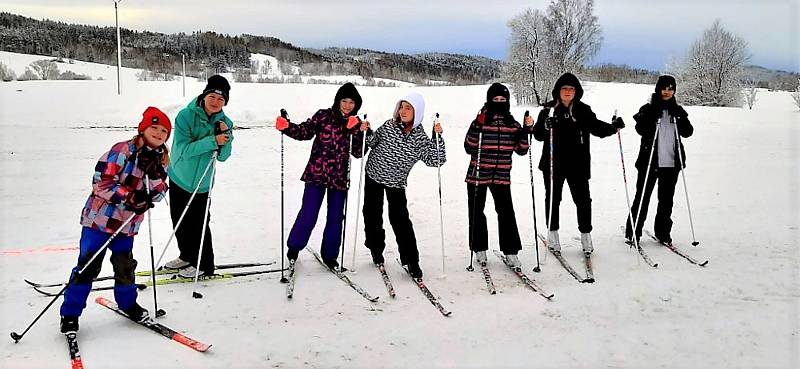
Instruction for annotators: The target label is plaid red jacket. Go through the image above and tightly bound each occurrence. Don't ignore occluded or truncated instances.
[80,140,168,236]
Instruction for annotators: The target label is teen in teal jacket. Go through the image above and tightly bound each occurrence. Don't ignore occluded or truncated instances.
[166,75,233,277]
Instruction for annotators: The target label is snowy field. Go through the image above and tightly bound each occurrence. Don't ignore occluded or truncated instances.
[0,53,799,369]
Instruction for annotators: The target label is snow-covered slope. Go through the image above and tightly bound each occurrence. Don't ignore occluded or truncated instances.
[0,75,797,368]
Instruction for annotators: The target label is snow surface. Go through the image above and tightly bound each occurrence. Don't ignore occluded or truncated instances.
[1,56,799,369]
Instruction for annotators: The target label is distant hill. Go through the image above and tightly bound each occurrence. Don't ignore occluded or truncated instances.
[0,12,501,85]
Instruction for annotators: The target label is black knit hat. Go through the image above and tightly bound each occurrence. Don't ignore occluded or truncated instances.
[200,75,231,105]
[655,75,677,92]
[332,82,362,115]
[551,73,583,102]
[486,83,510,102]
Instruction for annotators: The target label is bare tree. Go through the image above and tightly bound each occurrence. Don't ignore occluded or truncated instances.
[792,79,800,110]
[741,74,758,110]
[505,9,555,105]
[677,20,750,106]
[543,0,603,74]
[505,0,602,106]
[30,59,60,80]
[0,61,16,81]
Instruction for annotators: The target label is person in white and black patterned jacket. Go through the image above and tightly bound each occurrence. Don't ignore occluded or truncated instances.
[361,92,445,279]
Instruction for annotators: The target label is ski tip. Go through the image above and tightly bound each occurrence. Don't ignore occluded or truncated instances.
[443,311,453,317]
[583,278,595,284]
[196,343,212,352]
[700,260,709,267]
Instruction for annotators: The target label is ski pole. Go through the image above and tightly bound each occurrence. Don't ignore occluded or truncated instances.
[615,110,641,263]
[546,107,555,249]
[466,125,483,272]
[191,151,218,299]
[10,213,138,343]
[434,113,447,278]
[351,114,368,270]
[673,118,699,246]
[339,124,354,272]
[525,110,541,272]
[279,109,288,283]
[144,175,166,318]
[632,119,660,251]
[153,158,215,269]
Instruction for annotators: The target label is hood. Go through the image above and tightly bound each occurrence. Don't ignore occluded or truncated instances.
[551,72,584,102]
[393,91,426,129]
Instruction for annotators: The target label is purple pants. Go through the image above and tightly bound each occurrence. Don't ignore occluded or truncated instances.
[287,182,347,261]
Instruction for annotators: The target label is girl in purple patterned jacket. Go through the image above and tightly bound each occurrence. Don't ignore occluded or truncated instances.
[59,107,171,334]
[275,83,367,269]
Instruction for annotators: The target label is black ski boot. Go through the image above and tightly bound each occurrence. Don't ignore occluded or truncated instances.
[122,303,150,323]
[60,316,79,333]
[370,249,384,265]
[406,263,423,279]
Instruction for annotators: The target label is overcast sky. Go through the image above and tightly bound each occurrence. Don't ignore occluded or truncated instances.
[2,0,798,72]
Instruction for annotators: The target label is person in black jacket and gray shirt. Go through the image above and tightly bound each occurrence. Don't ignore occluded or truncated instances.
[533,73,624,254]
[361,92,445,279]
[625,75,694,244]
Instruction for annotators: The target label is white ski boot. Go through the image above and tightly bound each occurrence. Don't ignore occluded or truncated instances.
[581,232,594,255]
[505,254,522,269]
[475,251,488,265]
[547,230,561,252]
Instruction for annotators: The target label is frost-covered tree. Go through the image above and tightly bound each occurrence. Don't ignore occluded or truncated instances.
[29,59,60,80]
[17,68,40,81]
[0,61,16,81]
[505,9,555,105]
[505,0,602,106]
[544,0,603,74]
[741,74,758,110]
[792,79,800,110]
[675,20,750,106]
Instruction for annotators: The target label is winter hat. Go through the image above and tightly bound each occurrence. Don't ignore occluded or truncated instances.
[332,82,363,116]
[486,82,510,102]
[393,92,426,128]
[655,75,677,92]
[137,106,172,138]
[551,72,584,102]
[200,75,231,105]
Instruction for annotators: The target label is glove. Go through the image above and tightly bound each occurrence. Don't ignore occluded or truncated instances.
[126,190,155,214]
[275,116,289,131]
[215,120,231,135]
[133,146,164,174]
[612,116,625,129]
[544,117,555,130]
[346,116,360,129]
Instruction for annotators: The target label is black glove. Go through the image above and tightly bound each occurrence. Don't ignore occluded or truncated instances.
[134,146,164,174]
[544,117,555,130]
[612,116,625,129]
[126,190,155,214]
